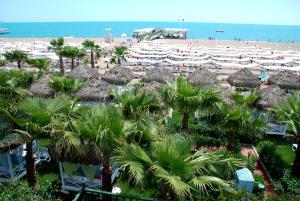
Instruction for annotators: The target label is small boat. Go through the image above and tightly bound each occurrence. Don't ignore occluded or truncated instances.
[216,30,224,33]
[0,28,9,34]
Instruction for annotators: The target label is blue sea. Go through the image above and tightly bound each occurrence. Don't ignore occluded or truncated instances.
[1,21,300,43]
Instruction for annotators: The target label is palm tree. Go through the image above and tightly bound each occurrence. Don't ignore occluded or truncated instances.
[110,46,128,65]
[223,106,266,151]
[115,135,243,200]
[174,77,222,131]
[0,96,71,187]
[48,38,65,73]
[273,97,300,177]
[113,87,160,120]
[4,50,28,69]
[61,46,82,69]
[82,40,101,68]
[27,58,50,72]
[231,90,259,109]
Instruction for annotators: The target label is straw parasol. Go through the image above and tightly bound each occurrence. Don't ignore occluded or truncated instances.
[101,66,134,85]
[29,75,55,97]
[143,68,175,84]
[49,141,102,165]
[256,86,288,110]
[228,68,261,88]
[75,79,111,101]
[188,68,216,87]
[268,71,300,90]
[67,65,99,80]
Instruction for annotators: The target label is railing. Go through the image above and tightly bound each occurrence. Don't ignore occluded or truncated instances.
[73,187,162,201]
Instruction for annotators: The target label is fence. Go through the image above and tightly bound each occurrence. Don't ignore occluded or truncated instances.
[73,187,162,201]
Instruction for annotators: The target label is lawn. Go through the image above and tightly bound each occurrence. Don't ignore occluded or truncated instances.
[275,144,296,167]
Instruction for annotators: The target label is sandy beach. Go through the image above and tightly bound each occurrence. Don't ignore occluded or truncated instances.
[1,38,300,51]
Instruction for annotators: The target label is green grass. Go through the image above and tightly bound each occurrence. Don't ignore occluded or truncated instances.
[115,179,158,198]
[275,144,296,167]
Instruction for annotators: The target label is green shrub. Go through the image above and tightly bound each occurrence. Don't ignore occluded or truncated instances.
[256,141,286,179]
[50,76,85,94]
[195,134,223,147]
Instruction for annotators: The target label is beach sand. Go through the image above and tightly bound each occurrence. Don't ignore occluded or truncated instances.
[1,38,300,51]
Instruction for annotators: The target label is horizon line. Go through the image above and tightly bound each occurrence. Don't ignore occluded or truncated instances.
[1,20,300,26]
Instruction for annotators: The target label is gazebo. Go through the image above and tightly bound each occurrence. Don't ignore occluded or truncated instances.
[255,86,288,136]
[188,68,216,87]
[29,75,55,97]
[228,68,261,89]
[75,79,112,102]
[101,66,134,85]
[268,71,300,90]
[235,168,254,193]
[0,140,50,181]
[67,65,100,80]
[49,141,120,192]
[143,68,175,84]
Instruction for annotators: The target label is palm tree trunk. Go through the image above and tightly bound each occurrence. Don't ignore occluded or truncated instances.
[91,51,95,68]
[117,58,121,65]
[292,135,300,178]
[59,55,64,74]
[71,58,75,69]
[102,159,112,201]
[157,182,171,200]
[181,111,190,131]
[17,60,21,69]
[26,140,37,187]
[227,134,235,151]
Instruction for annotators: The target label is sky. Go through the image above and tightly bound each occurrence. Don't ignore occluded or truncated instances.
[0,0,300,25]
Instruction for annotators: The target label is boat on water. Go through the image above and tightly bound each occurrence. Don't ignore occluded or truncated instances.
[216,30,224,33]
[0,28,9,34]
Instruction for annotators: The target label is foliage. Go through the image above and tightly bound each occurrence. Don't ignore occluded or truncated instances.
[61,46,85,68]
[3,50,28,68]
[256,141,286,179]
[82,40,101,68]
[0,181,61,201]
[50,76,85,94]
[195,134,224,147]
[110,46,128,64]
[27,58,50,71]
[231,90,259,109]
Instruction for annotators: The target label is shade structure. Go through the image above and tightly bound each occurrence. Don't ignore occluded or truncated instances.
[29,75,55,97]
[256,86,288,110]
[228,68,261,88]
[188,68,216,87]
[143,67,175,84]
[75,79,111,101]
[67,65,99,80]
[268,71,300,90]
[235,168,254,192]
[101,66,134,85]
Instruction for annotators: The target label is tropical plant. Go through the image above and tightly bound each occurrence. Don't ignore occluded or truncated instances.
[0,59,7,66]
[115,135,244,200]
[113,87,160,119]
[27,58,50,72]
[61,46,83,69]
[273,97,300,177]
[0,96,72,187]
[231,90,259,109]
[4,50,28,69]
[82,40,101,68]
[50,76,85,94]
[223,106,266,151]
[173,76,222,131]
[48,38,65,73]
[110,46,128,65]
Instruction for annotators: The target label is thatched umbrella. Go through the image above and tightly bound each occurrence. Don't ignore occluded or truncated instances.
[67,65,99,80]
[75,79,111,101]
[49,141,102,165]
[268,71,300,90]
[188,68,216,87]
[228,68,261,88]
[29,75,55,97]
[143,68,175,84]
[256,86,288,110]
[101,66,134,85]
